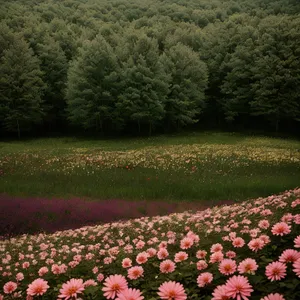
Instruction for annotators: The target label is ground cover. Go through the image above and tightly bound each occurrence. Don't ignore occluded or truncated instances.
[0,132,300,201]
[0,188,300,299]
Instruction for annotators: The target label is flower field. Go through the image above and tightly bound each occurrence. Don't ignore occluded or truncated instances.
[1,188,300,299]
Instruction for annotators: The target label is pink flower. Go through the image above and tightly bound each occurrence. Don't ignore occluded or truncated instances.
[122,258,132,268]
[58,278,85,299]
[224,275,253,300]
[157,248,169,260]
[127,266,144,280]
[294,235,300,248]
[116,288,144,300]
[84,279,97,287]
[16,273,24,281]
[261,294,285,300]
[210,251,224,263]
[197,272,213,287]
[102,275,128,299]
[271,222,291,236]
[212,285,230,300]
[232,238,245,248]
[226,251,236,259]
[180,237,194,250]
[160,260,176,273]
[27,278,49,296]
[196,260,208,271]
[97,273,105,282]
[136,252,149,264]
[279,249,300,263]
[258,220,270,229]
[211,243,223,253]
[265,262,287,281]
[38,267,49,277]
[196,250,207,259]
[158,281,187,300]
[174,252,188,262]
[3,282,17,294]
[238,258,258,275]
[293,258,300,277]
[219,259,237,275]
[248,238,265,252]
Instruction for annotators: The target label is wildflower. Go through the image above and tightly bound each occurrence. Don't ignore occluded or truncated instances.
[158,281,187,300]
[238,258,258,275]
[279,249,300,263]
[232,237,245,248]
[271,222,291,236]
[97,273,105,282]
[210,251,224,263]
[180,237,194,250]
[196,250,207,259]
[224,275,253,300]
[102,275,128,299]
[293,259,300,277]
[258,220,270,229]
[226,251,236,259]
[219,259,237,275]
[122,258,132,268]
[212,285,230,300]
[157,248,169,260]
[38,267,49,277]
[197,272,213,287]
[248,238,265,252]
[265,262,287,281]
[196,260,208,271]
[58,278,85,299]
[16,273,24,281]
[136,252,149,264]
[211,243,223,253]
[3,282,17,294]
[116,288,144,300]
[127,266,144,280]
[294,235,300,248]
[174,252,188,262]
[261,294,285,300]
[27,279,49,296]
[160,260,176,273]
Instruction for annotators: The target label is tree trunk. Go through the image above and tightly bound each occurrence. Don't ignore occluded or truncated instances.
[16,119,20,139]
[149,122,152,136]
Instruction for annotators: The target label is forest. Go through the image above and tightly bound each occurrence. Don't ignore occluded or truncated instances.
[0,0,300,137]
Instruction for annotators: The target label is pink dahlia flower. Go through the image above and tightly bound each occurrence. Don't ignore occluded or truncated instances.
[271,222,291,236]
[238,258,258,275]
[160,260,176,273]
[197,272,213,287]
[58,278,85,299]
[157,281,187,300]
[127,266,144,280]
[224,275,253,300]
[102,275,128,299]
[261,293,285,300]
[116,288,144,300]
[212,285,230,300]
[265,262,287,281]
[3,282,17,294]
[219,259,237,276]
[27,278,49,296]
[293,258,300,277]
[279,249,300,263]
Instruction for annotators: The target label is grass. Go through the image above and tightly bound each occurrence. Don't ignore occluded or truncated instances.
[0,131,300,202]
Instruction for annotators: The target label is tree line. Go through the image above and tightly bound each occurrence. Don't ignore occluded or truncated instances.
[0,0,300,137]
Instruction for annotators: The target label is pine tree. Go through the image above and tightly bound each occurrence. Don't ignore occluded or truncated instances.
[162,43,208,130]
[0,35,45,138]
[66,35,120,133]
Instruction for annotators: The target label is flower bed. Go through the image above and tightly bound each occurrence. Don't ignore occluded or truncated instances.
[1,188,300,299]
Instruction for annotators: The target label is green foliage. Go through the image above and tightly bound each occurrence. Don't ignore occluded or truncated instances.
[0,31,45,138]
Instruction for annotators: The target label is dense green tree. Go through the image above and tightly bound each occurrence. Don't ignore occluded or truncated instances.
[66,35,120,132]
[162,43,208,130]
[0,35,45,138]
[36,35,68,131]
[115,31,169,134]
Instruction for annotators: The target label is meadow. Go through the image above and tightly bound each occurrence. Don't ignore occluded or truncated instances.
[1,132,300,299]
[1,132,300,202]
